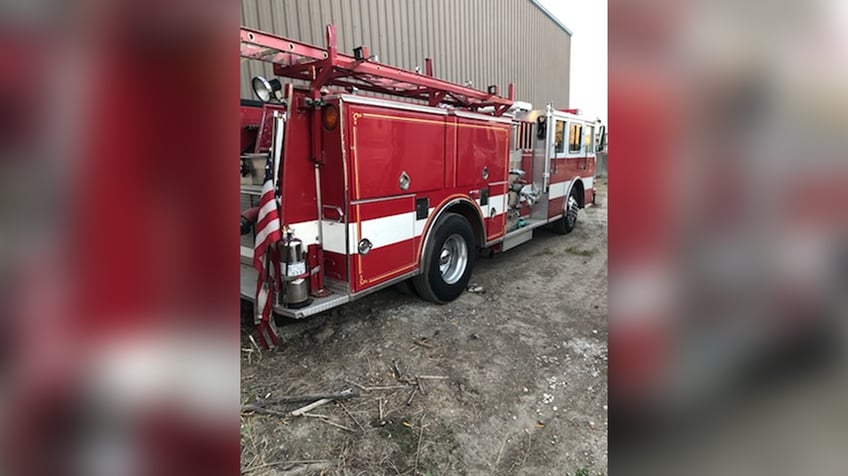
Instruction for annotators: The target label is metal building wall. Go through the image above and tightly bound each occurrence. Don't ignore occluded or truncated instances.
[240,0,571,110]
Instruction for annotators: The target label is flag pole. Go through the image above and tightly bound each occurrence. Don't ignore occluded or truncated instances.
[254,110,286,349]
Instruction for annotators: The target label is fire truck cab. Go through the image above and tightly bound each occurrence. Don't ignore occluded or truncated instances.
[240,26,603,320]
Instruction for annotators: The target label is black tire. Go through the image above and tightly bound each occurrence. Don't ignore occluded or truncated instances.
[552,188,580,235]
[413,212,476,303]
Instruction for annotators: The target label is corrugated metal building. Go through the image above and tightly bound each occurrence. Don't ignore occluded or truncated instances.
[240,0,571,110]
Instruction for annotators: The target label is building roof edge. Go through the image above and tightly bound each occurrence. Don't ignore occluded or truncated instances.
[528,0,574,36]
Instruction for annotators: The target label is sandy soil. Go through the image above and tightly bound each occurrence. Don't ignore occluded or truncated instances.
[241,179,608,476]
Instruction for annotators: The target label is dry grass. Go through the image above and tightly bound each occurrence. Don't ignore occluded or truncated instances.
[240,365,451,475]
[565,246,597,257]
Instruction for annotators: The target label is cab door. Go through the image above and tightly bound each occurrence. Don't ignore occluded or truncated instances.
[546,117,570,218]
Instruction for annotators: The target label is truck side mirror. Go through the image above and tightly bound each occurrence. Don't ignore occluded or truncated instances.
[536,116,547,140]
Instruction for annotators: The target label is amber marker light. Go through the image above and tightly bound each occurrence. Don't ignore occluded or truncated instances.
[322,104,339,130]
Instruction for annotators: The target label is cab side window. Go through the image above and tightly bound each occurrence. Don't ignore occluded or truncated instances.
[568,123,583,153]
[554,120,565,154]
[584,125,595,153]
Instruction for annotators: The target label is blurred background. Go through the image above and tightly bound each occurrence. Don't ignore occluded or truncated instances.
[0,1,239,475]
[609,0,848,474]
[1,0,847,474]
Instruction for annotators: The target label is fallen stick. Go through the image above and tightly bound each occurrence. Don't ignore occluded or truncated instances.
[241,404,289,417]
[520,429,533,468]
[242,460,333,474]
[247,333,262,356]
[406,386,418,406]
[291,398,332,416]
[509,429,533,473]
[414,414,426,474]
[391,360,404,381]
[415,375,449,380]
[494,436,508,467]
[252,389,357,408]
[346,381,410,391]
[412,339,434,349]
[302,413,355,432]
[300,413,332,419]
[337,401,367,432]
[345,380,368,391]
[279,461,335,476]
[391,361,417,385]
[368,384,409,390]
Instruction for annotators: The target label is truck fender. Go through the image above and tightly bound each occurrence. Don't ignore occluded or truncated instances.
[418,196,485,265]
[563,177,585,210]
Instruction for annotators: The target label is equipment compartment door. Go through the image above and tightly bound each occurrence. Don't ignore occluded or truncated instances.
[347,105,446,200]
[351,195,417,292]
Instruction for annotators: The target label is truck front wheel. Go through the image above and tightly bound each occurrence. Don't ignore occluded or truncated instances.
[413,212,475,303]
[552,190,580,235]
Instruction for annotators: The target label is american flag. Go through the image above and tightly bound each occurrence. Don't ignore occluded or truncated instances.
[253,152,282,349]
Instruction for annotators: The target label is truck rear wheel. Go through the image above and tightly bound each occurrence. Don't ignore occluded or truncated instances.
[413,212,475,303]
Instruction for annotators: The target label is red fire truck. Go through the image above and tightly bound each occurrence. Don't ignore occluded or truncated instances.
[239,26,605,330]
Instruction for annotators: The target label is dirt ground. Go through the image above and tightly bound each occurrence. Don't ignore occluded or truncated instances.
[241,179,608,476]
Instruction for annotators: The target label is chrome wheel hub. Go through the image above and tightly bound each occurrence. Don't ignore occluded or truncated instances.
[566,196,579,226]
[438,234,468,285]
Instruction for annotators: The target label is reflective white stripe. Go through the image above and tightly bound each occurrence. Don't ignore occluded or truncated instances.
[549,181,568,199]
[476,194,507,218]
[549,177,595,198]
[414,208,436,236]
[348,224,359,254]
[288,211,426,255]
[361,212,416,249]
[282,195,515,257]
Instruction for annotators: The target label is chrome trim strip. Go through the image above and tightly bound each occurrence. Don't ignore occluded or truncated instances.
[452,110,513,124]
[338,97,352,280]
[351,194,416,206]
[338,94,449,115]
[422,198,487,254]
[485,219,550,247]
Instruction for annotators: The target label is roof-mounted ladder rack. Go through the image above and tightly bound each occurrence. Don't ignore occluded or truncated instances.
[240,25,515,116]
